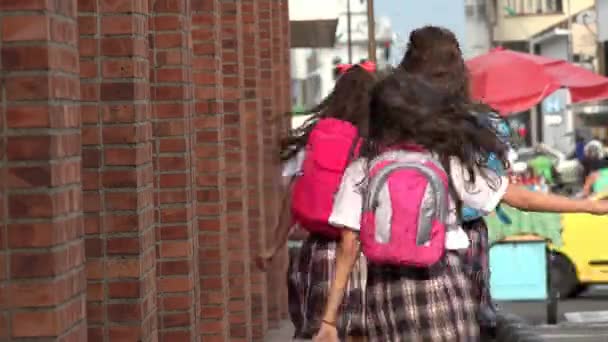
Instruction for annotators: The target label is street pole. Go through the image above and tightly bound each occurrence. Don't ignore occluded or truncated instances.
[567,0,573,62]
[367,0,376,63]
[347,0,353,63]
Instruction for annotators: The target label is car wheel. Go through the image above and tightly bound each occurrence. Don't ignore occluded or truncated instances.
[550,253,579,299]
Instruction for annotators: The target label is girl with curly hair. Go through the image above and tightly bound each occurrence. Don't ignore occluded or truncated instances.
[315,27,608,342]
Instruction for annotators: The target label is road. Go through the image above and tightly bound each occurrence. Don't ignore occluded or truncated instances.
[498,286,608,341]
[267,287,608,341]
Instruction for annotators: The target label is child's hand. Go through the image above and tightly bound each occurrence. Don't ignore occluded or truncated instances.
[255,250,274,271]
[588,200,608,215]
[313,321,339,342]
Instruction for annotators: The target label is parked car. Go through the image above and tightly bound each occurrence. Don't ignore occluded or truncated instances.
[550,191,608,298]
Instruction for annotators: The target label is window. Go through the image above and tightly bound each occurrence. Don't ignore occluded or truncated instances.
[504,0,563,16]
[466,1,487,18]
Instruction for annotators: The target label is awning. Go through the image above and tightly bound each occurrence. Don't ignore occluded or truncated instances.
[290,19,338,48]
[572,101,608,126]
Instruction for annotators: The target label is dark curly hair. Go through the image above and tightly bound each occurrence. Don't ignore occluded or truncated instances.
[280,65,377,161]
[389,25,509,185]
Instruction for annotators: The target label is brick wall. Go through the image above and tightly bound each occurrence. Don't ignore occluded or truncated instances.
[0,0,291,341]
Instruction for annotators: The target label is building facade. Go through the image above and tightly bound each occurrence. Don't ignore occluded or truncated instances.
[464,0,493,58]
[474,0,599,150]
[0,0,291,341]
[289,0,393,111]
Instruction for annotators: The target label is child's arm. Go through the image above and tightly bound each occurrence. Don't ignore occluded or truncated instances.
[502,183,607,214]
[319,229,359,328]
[256,177,295,270]
[289,226,309,241]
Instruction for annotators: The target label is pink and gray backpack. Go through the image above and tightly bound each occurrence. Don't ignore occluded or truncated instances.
[290,118,360,239]
[360,149,450,267]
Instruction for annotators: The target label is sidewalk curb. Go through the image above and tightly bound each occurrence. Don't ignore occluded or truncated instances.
[496,312,545,342]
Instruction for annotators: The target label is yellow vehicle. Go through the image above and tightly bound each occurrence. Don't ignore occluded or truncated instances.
[551,191,608,297]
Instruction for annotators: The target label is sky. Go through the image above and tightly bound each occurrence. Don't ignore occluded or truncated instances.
[375,0,466,63]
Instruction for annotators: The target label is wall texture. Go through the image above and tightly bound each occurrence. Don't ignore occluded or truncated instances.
[0,0,291,340]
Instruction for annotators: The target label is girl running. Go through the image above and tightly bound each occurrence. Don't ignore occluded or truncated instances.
[315,27,608,342]
[397,26,507,336]
[258,64,377,340]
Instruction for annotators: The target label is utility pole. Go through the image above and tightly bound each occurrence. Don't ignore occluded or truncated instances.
[367,0,376,63]
[347,0,353,63]
[566,0,573,62]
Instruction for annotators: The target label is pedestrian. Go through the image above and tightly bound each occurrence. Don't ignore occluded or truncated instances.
[258,64,376,340]
[314,26,608,342]
[582,142,608,196]
[582,139,608,179]
[396,26,509,337]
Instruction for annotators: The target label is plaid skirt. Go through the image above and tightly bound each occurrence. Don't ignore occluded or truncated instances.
[288,244,304,336]
[366,252,479,342]
[460,219,492,308]
[289,234,368,338]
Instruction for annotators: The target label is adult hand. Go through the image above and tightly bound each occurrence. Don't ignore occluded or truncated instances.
[312,322,339,342]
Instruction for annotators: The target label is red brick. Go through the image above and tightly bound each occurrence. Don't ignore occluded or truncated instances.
[11,310,58,337]
[101,37,147,57]
[107,302,142,322]
[1,45,50,70]
[102,59,147,78]
[107,237,140,255]
[1,15,49,41]
[0,0,50,11]
[108,281,141,298]
[7,222,56,248]
[5,75,50,100]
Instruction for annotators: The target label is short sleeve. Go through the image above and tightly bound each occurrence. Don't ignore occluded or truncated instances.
[449,157,509,214]
[282,149,305,178]
[328,160,366,232]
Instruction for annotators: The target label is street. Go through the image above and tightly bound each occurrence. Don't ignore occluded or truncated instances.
[498,286,608,341]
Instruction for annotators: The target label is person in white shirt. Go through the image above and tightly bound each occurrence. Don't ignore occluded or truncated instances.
[257,64,377,340]
[314,27,608,342]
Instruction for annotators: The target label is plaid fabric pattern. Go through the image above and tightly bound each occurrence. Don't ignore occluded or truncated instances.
[287,245,304,337]
[461,219,492,308]
[366,252,479,342]
[290,234,368,339]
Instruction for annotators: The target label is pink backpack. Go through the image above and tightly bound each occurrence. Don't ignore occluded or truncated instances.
[291,118,360,239]
[360,149,449,267]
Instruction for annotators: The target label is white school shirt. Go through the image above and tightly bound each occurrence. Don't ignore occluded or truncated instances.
[328,157,509,250]
[283,150,306,248]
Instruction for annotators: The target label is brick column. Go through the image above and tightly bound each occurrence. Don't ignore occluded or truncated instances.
[77,0,105,339]
[150,0,199,340]
[191,0,230,340]
[0,9,5,338]
[261,0,287,327]
[220,2,254,340]
[276,0,290,319]
[281,0,292,135]
[0,1,87,340]
[97,0,157,340]
[241,0,269,340]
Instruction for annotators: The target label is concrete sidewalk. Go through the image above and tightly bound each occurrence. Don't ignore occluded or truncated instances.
[266,320,299,341]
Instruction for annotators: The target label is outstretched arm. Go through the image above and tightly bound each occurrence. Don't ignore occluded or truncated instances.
[502,183,604,213]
